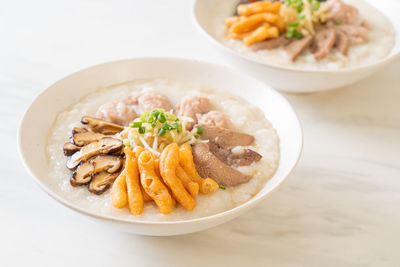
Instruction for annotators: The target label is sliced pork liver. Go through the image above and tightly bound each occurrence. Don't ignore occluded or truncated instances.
[192,143,252,187]
[336,24,368,45]
[285,35,313,62]
[209,142,262,166]
[199,125,255,147]
[251,35,292,51]
[335,29,350,55]
[311,28,336,61]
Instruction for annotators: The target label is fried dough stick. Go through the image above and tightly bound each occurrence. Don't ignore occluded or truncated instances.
[111,171,128,209]
[138,150,173,214]
[124,147,144,215]
[160,144,196,210]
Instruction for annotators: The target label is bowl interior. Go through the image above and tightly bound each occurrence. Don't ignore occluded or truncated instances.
[18,58,302,225]
[193,0,400,72]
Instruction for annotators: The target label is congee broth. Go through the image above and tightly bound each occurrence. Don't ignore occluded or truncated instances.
[46,79,279,221]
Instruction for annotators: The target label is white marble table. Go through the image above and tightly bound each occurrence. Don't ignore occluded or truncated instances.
[2,0,399,266]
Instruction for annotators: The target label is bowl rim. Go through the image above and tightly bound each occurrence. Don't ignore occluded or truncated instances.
[18,57,303,226]
[192,0,400,74]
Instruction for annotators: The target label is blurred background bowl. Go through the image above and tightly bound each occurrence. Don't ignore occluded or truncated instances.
[193,0,400,93]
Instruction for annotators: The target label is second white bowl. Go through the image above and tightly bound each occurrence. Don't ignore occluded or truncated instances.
[193,0,400,93]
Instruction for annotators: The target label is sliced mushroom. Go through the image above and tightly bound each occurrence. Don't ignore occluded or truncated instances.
[67,137,123,169]
[72,127,88,135]
[71,131,105,146]
[88,171,119,195]
[70,155,123,186]
[63,142,81,156]
[81,116,124,134]
[70,161,94,186]
[91,155,123,173]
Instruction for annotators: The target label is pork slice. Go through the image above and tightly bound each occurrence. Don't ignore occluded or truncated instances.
[209,142,262,167]
[311,28,336,61]
[192,143,252,187]
[336,24,368,45]
[250,35,292,51]
[96,95,138,126]
[196,110,232,129]
[285,35,313,62]
[176,96,213,130]
[138,93,172,112]
[199,125,255,147]
[326,0,359,25]
[334,29,350,55]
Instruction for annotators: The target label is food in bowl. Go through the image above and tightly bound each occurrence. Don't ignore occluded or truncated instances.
[216,0,395,69]
[46,79,279,221]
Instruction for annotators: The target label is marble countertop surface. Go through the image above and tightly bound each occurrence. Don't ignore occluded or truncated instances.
[1,0,399,266]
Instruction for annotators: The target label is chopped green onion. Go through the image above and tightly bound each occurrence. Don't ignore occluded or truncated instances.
[140,111,150,122]
[165,113,177,121]
[162,123,173,130]
[311,0,320,12]
[285,31,293,39]
[171,122,180,129]
[130,121,142,128]
[158,128,166,136]
[298,13,305,20]
[197,126,203,134]
[288,21,299,27]
[158,113,166,123]
[334,21,342,25]
[151,120,157,128]
[138,127,146,134]
[176,124,182,133]
[219,185,226,190]
[294,31,303,39]
[152,110,160,118]
[194,134,200,139]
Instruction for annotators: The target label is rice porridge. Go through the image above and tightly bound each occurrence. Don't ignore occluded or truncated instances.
[46,79,280,221]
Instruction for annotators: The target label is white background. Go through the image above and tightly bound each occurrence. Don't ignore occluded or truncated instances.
[1,0,400,266]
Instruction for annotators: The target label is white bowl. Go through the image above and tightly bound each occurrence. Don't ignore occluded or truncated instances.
[18,58,302,236]
[193,0,400,93]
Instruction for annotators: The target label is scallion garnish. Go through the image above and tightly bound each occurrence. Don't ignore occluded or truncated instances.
[335,21,342,25]
[311,0,320,12]
[158,128,166,136]
[140,111,150,123]
[197,126,203,134]
[171,122,179,129]
[219,185,226,190]
[138,127,146,134]
[130,121,142,128]
[158,113,166,123]
[165,113,177,121]
[162,123,172,130]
